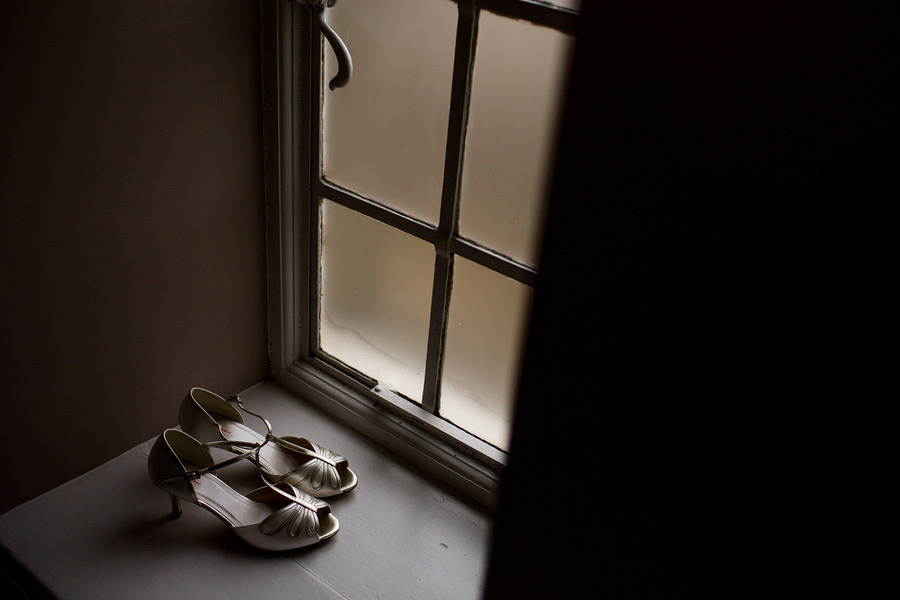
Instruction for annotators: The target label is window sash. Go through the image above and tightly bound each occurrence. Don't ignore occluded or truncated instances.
[262,0,577,508]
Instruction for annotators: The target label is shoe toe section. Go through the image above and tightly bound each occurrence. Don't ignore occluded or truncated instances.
[339,467,358,494]
[319,513,339,540]
[276,442,359,498]
[233,513,338,551]
[282,466,355,498]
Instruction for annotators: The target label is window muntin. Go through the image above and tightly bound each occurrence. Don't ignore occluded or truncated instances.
[304,0,578,454]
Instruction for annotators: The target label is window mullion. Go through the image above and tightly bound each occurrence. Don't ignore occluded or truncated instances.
[422,1,479,414]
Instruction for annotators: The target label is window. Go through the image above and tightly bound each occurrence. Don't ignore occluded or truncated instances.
[262,0,579,507]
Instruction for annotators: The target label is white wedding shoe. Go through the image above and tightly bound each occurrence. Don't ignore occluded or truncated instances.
[179,387,358,498]
[148,428,339,551]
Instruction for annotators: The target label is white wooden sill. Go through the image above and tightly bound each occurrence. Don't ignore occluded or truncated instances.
[0,381,492,600]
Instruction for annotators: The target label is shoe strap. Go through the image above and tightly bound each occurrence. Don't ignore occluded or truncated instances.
[226,395,275,444]
[224,396,334,509]
[157,440,261,484]
[227,395,339,467]
[160,435,321,513]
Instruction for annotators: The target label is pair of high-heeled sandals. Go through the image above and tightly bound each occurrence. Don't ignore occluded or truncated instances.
[148,388,357,551]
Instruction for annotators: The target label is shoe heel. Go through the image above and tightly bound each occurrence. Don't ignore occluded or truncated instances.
[169,494,182,518]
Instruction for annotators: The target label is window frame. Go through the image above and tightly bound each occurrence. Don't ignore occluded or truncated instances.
[261,0,578,509]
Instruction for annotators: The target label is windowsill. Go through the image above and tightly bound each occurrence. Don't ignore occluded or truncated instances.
[0,381,493,600]
[276,359,506,511]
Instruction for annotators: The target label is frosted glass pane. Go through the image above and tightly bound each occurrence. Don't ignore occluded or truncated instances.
[458,12,575,266]
[440,258,535,450]
[320,200,434,403]
[323,0,456,225]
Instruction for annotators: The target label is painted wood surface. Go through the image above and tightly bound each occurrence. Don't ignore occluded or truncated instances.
[0,381,491,600]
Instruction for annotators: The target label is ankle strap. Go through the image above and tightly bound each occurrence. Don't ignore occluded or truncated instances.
[157,440,261,484]
[227,396,338,466]
[226,396,275,443]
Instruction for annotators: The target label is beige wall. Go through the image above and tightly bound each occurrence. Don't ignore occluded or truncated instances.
[0,1,269,514]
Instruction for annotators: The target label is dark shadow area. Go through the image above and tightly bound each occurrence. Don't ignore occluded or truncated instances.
[1,547,55,600]
[485,2,894,597]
